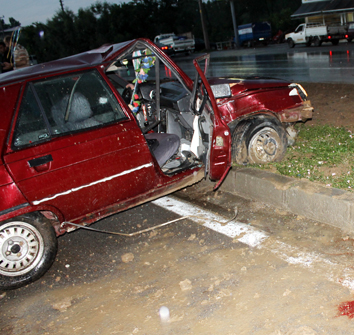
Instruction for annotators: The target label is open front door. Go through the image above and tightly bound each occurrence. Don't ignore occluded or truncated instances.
[191,54,231,188]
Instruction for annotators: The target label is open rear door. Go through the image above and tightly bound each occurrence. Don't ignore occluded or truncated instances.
[190,54,231,189]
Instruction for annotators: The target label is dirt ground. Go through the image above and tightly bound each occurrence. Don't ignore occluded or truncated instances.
[2,83,354,335]
[3,183,354,334]
[304,82,354,130]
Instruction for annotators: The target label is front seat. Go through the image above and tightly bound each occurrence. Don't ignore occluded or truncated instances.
[66,92,101,131]
[51,92,100,132]
[145,133,180,167]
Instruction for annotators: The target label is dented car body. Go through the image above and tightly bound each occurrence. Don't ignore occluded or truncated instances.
[0,38,312,289]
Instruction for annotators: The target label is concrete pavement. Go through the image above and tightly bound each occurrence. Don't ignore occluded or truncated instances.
[220,168,354,233]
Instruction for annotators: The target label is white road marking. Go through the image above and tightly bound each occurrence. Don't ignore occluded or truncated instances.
[152,196,268,247]
[152,196,354,291]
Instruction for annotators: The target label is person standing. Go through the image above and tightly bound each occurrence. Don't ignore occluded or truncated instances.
[3,35,30,71]
[1,38,13,73]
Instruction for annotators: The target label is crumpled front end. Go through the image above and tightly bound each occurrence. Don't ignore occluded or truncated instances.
[280,84,314,122]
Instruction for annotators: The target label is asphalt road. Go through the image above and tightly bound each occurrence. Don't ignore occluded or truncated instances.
[2,182,354,334]
[173,41,354,84]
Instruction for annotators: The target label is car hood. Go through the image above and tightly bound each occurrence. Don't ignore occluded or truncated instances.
[208,77,291,96]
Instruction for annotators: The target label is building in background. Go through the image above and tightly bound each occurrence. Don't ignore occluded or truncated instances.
[291,0,354,25]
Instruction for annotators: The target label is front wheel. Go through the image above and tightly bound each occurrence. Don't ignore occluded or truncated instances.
[232,117,288,165]
[0,214,58,290]
[288,39,295,48]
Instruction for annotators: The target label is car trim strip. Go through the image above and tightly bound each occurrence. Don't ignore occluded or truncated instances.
[32,163,153,205]
[0,203,29,217]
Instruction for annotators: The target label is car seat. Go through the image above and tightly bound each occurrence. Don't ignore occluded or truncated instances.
[52,92,100,132]
[145,133,180,167]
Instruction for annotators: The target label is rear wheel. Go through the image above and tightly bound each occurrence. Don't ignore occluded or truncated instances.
[314,37,322,47]
[232,117,288,165]
[0,214,58,290]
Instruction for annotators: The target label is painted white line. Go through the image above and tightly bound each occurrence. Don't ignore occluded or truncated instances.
[152,196,268,247]
[153,196,354,291]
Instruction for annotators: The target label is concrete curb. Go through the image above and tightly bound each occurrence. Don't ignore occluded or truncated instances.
[220,168,354,232]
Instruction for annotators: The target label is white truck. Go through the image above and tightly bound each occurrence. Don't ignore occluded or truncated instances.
[154,33,195,54]
[285,23,348,47]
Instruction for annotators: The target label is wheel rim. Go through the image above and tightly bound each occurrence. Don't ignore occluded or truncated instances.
[248,127,281,163]
[0,221,44,276]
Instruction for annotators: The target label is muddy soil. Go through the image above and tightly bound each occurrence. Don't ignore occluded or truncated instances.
[2,183,354,334]
[304,82,354,130]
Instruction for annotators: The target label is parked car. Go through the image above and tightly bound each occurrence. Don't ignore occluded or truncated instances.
[286,22,348,47]
[347,22,354,42]
[154,33,195,54]
[0,38,312,290]
[238,22,272,47]
[155,41,174,56]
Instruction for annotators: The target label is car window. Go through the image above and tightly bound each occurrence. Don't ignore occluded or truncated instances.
[295,25,303,33]
[12,70,127,148]
[12,86,50,147]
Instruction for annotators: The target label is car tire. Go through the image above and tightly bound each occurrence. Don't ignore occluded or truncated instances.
[314,37,322,47]
[232,117,288,165]
[0,213,58,290]
[288,39,295,48]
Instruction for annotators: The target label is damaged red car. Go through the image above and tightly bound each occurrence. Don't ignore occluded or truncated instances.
[0,38,312,289]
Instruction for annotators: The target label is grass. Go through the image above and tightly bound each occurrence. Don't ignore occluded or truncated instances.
[244,124,354,191]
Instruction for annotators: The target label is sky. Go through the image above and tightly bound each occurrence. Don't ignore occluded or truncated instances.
[1,0,127,27]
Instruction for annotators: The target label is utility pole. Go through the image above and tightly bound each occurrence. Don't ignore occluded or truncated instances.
[198,0,210,50]
[230,0,239,48]
[59,0,65,12]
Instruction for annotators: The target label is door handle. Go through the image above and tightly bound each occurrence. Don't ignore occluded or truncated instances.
[28,154,53,172]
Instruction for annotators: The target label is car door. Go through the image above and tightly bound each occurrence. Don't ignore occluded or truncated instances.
[4,69,156,222]
[190,54,231,187]
[294,24,306,43]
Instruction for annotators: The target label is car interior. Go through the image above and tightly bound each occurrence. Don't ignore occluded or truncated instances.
[11,41,213,177]
[106,41,213,175]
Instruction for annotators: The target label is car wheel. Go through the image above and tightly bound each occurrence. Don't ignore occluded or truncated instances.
[0,214,58,290]
[288,39,295,48]
[232,118,287,165]
[314,37,322,47]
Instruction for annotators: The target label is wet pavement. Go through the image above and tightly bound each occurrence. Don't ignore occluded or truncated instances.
[174,42,354,84]
[2,183,354,334]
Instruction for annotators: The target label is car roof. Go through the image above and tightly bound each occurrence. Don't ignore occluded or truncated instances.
[0,40,134,86]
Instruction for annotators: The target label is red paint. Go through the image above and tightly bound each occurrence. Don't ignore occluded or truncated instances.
[338,301,354,319]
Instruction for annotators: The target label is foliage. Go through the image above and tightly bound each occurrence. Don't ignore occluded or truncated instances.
[248,125,354,191]
[10,0,303,62]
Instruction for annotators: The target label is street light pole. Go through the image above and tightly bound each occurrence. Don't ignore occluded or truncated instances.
[59,0,65,12]
[230,0,239,48]
[198,0,210,51]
